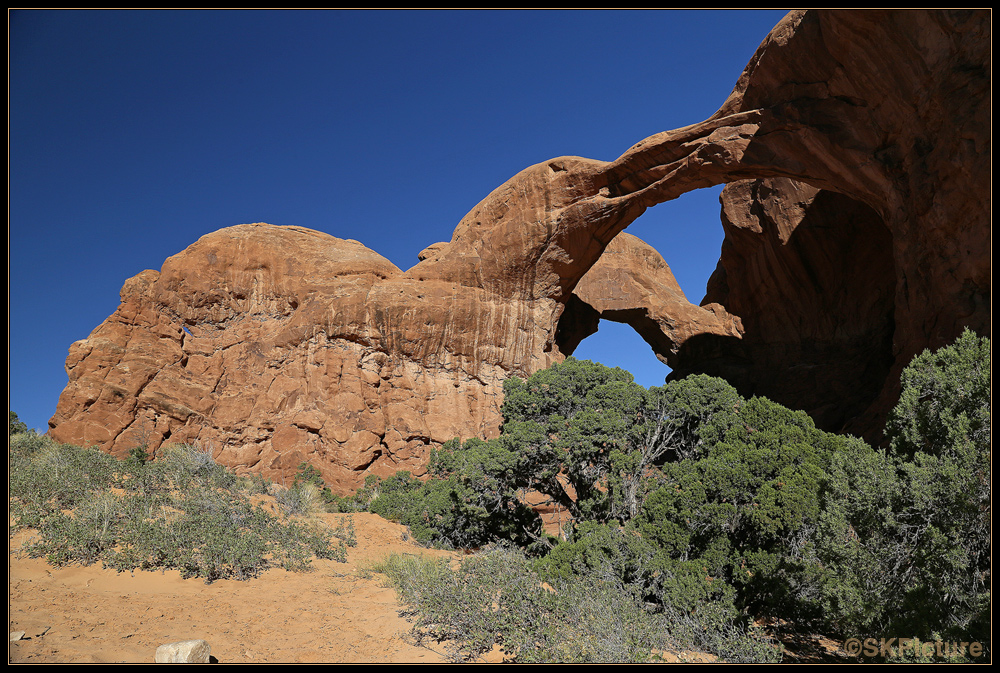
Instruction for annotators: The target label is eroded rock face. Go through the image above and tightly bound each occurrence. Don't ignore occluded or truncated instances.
[48,224,725,491]
[672,10,990,442]
[50,10,989,484]
[48,224,550,491]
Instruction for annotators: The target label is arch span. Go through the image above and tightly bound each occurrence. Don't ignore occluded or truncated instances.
[407,8,989,439]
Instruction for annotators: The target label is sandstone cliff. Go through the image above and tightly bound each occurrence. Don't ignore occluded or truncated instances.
[49,10,990,486]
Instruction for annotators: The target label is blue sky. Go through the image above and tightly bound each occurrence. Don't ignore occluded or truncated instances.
[9,9,790,433]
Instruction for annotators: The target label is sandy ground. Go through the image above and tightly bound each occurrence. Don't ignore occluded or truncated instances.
[8,512,470,664]
[9,507,847,665]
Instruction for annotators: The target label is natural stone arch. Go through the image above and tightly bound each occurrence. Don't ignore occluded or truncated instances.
[407,8,989,439]
[49,10,989,488]
[680,178,897,437]
[557,231,741,371]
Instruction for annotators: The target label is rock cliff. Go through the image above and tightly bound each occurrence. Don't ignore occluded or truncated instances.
[49,10,990,486]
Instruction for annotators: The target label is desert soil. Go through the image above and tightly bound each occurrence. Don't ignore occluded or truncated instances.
[8,512,477,664]
[9,509,849,664]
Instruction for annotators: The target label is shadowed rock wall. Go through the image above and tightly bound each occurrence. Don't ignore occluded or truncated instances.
[676,178,897,438]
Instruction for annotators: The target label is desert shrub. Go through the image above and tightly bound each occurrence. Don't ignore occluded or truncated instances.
[9,435,119,529]
[640,396,844,621]
[125,442,151,467]
[333,336,988,659]
[539,519,741,621]
[9,410,29,436]
[799,330,991,655]
[361,361,881,638]
[657,598,781,664]
[364,470,537,548]
[341,473,383,511]
[406,365,749,553]
[490,361,743,523]
[235,471,271,496]
[153,443,237,491]
[9,437,346,582]
[26,490,127,566]
[288,461,345,512]
[274,481,324,517]
[450,362,856,624]
[330,516,358,548]
[887,328,990,461]
[874,330,989,648]
[809,436,898,635]
[373,545,780,663]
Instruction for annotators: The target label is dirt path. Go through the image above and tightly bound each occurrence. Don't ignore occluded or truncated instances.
[8,513,466,664]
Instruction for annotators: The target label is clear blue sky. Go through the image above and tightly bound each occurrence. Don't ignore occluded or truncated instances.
[9,9,790,433]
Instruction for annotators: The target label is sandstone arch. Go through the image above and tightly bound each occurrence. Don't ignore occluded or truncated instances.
[406,8,990,440]
[50,10,990,489]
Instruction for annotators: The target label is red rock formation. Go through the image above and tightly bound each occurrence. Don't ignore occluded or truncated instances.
[673,10,991,441]
[50,10,989,485]
[564,232,742,367]
[48,224,723,492]
[405,9,990,439]
[50,224,539,491]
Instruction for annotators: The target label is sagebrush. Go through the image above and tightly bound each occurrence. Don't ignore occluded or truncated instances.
[8,437,356,582]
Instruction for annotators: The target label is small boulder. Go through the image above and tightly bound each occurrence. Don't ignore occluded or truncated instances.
[154,639,211,663]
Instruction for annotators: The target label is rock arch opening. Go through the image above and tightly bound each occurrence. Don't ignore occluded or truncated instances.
[558,177,896,437]
[623,184,727,306]
[47,10,988,484]
[680,178,897,436]
[570,319,672,389]
[556,184,728,387]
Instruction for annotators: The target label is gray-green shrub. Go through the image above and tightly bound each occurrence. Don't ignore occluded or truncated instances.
[372,545,780,663]
[9,438,351,582]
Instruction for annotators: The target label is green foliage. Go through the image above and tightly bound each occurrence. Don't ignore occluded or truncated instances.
[9,437,350,582]
[127,442,151,467]
[881,330,990,646]
[274,480,323,517]
[289,461,345,512]
[154,442,238,491]
[360,358,882,654]
[363,470,539,549]
[802,330,991,650]
[235,471,271,496]
[607,394,854,626]
[9,436,119,529]
[367,340,990,660]
[293,461,326,488]
[887,328,990,460]
[9,410,30,436]
[450,360,745,526]
[504,370,852,625]
[810,436,898,634]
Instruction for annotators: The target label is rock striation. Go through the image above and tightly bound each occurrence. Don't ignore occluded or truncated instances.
[50,10,990,486]
[49,224,513,491]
